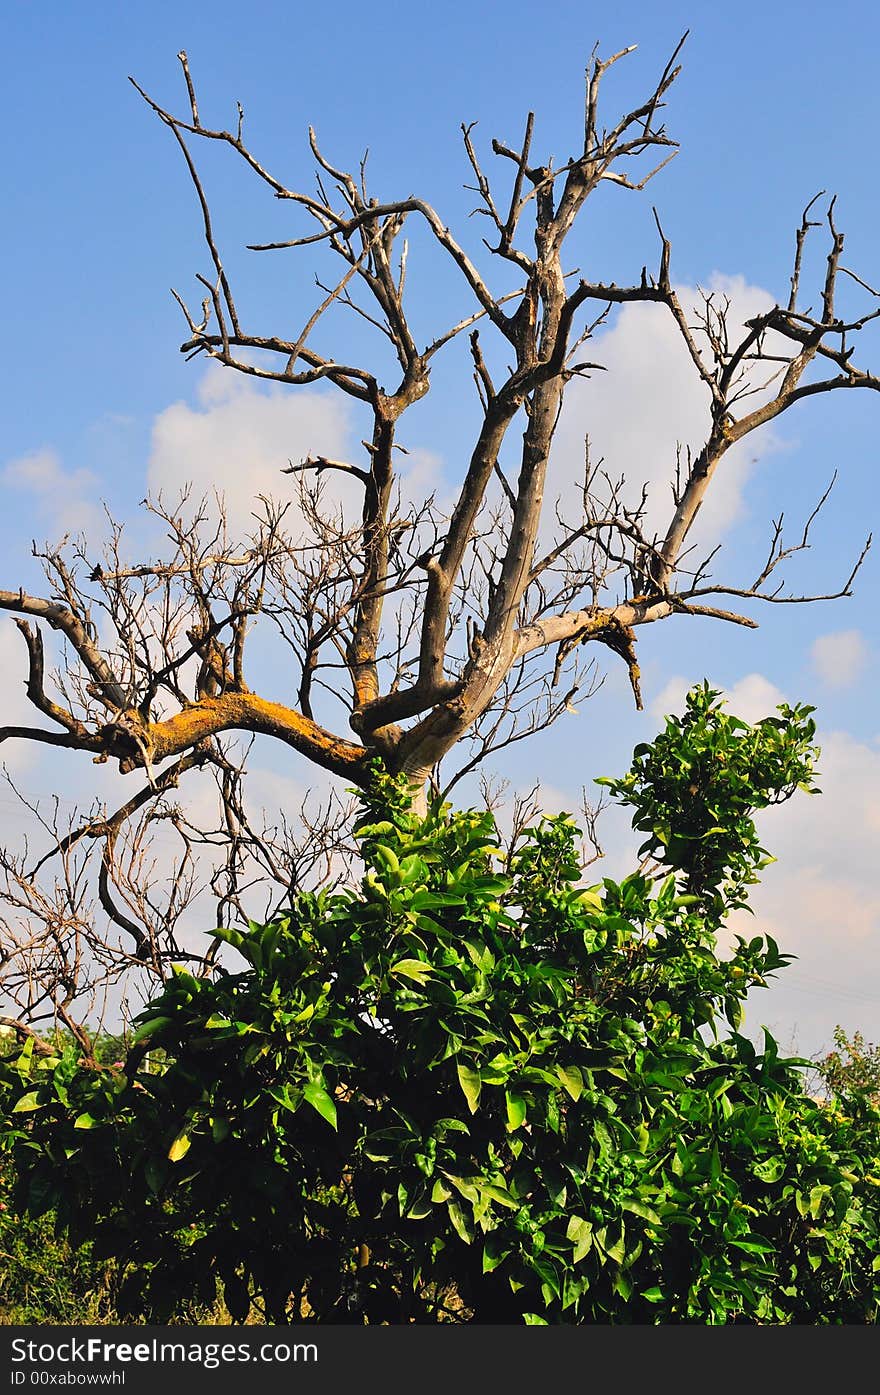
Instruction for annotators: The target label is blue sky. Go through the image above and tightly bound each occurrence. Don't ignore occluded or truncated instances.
[3,1,880,1058]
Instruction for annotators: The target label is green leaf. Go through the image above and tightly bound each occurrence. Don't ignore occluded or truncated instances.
[709,1143,721,1182]
[144,1156,167,1196]
[730,1235,775,1255]
[11,1091,41,1113]
[14,1036,35,1074]
[573,888,604,912]
[456,1062,482,1114]
[557,1064,584,1101]
[372,843,401,876]
[809,1185,831,1220]
[447,1199,474,1244]
[621,1197,661,1226]
[267,1084,299,1114]
[408,890,468,910]
[73,1112,97,1130]
[566,1215,593,1264]
[303,1081,338,1130]
[597,1224,627,1264]
[132,1015,174,1044]
[445,1173,480,1204]
[593,1120,613,1156]
[406,1197,433,1220]
[390,957,434,986]
[505,1091,527,1130]
[208,924,245,952]
[354,819,395,837]
[480,1182,519,1210]
[464,939,496,971]
[482,1239,507,1274]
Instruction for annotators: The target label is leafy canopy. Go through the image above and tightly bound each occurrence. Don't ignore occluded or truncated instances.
[2,683,878,1324]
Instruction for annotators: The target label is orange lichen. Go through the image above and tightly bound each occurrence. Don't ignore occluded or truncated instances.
[148,693,368,782]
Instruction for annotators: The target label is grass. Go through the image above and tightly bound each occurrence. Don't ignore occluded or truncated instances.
[0,1164,241,1326]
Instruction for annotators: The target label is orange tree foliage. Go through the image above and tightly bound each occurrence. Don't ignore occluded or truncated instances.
[2,687,879,1323]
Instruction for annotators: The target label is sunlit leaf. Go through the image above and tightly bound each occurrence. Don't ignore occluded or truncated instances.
[168,1127,192,1162]
[457,1062,482,1114]
[303,1081,338,1130]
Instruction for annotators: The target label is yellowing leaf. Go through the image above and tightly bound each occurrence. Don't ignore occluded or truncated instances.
[390,958,434,986]
[574,889,603,912]
[168,1127,192,1162]
[11,1091,41,1113]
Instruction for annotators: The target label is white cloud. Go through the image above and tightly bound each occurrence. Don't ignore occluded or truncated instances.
[723,673,788,725]
[2,447,102,539]
[395,445,447,514]
[810,629,867,689]
[148,367,358,531]
[649,675,692,725]
[649,672,786,728]
[550,275,787,556]
[147,367,449,561]
[738,726,880,1059]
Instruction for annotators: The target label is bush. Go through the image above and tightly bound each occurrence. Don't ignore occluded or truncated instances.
[819,1028,880,1109]
[3,684,879,1323]
[0,1032,234,1325]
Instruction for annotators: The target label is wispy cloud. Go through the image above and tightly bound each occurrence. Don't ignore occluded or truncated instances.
[3,448,102,539]
[810,629,867,689]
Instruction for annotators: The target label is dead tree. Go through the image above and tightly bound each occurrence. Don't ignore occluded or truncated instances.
[0,38,876,1036]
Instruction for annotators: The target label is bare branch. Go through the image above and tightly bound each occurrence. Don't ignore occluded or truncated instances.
[4,41,876,1032]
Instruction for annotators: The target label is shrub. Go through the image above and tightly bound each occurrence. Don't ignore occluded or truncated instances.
[3,684,878,1323]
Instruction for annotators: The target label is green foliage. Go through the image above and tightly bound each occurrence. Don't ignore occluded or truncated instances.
[819,1028,880,1109]
[0,1032,230,1325]
[2,685,878,1324]
[596,680,820,915]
